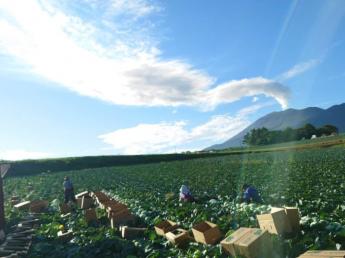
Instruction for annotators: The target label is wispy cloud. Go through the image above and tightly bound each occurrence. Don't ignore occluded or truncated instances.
[328,71,345,81]
[109,0,161,18]
[0,150,53,161]
[99,102,272,154]
[277,59,321,81]
[237,102,274,117]
[0,0,290,110]
[206,77,289,109]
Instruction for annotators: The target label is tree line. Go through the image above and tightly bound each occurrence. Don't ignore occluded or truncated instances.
[243,124,338,146]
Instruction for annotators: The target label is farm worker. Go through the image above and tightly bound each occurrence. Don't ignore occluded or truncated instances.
[179,185,195,202]
[63,176,76,204]
[242,184,262,204]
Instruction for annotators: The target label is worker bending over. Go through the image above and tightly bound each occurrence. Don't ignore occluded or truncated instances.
[179,185,195,202]
[242,184,262,204]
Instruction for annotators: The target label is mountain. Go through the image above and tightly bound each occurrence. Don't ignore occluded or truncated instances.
[206,103,345,150]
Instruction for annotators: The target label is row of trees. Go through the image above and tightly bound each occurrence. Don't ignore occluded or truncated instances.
[243,124,338,146]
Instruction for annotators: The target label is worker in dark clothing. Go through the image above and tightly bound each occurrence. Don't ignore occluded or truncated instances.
[242,184,262,204]
[63,176,76,204]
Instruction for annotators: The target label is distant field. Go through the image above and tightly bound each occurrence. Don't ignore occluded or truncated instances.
[4,146,345,257]
[3,152,230,177]
[4,133,345,178]
[217,133,345,154]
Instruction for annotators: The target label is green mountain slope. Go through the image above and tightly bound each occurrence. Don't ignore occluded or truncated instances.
[207,103,345,150]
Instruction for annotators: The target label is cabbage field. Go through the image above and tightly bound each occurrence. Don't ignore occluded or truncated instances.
[3,147,345,257]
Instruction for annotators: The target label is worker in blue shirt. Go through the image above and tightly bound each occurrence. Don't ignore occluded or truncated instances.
[63,176,76,204]
[242,184,262,204]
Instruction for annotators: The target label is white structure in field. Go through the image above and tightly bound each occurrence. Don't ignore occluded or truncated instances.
[311,134,317,139]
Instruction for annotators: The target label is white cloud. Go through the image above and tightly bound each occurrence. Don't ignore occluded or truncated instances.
[252,96,259,102]
[99,121,189,154]
[0,0,290,110]
[98,118,241,154]
[0,150,52,161]
[99,101,276,154]
[277,59,321,81]
[191,115,249,142]
[99,109,271,154]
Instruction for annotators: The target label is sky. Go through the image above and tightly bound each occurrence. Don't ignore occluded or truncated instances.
[0,0,344,160]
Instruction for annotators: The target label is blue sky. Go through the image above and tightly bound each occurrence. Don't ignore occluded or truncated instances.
[0,0,344,160]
